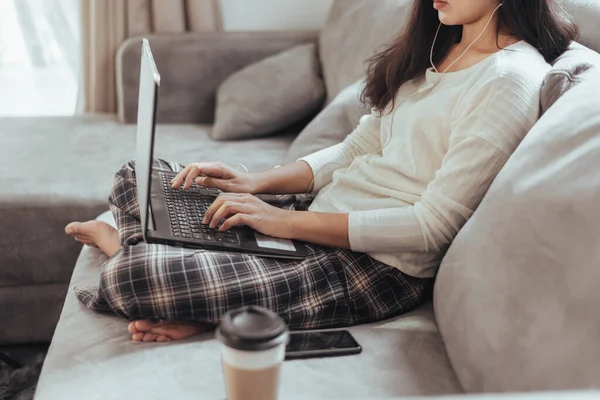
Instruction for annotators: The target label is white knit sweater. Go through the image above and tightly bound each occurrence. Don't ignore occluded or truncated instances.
[301,41,551,278]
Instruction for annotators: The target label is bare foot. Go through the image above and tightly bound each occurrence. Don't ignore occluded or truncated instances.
[65,221,122,257]
[128,320,209,342]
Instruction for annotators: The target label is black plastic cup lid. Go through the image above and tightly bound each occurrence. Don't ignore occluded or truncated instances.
[216,306,289,352]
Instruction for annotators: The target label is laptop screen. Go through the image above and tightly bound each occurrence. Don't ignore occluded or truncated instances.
[136,38,161,237]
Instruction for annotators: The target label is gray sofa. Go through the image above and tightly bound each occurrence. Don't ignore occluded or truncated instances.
[0,0,598,398]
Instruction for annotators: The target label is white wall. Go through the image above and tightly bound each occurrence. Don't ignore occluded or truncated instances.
[219,0,334,31]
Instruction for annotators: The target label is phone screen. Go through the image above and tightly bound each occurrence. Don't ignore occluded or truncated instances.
[285,330,361,354]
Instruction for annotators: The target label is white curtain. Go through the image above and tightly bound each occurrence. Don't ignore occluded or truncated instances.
[81,0,221,114]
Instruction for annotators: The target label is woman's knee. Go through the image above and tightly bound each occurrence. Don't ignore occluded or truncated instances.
[99,253,142,318]
[116,159,137,180]
[109,159,138,207]
[99,246,169,319]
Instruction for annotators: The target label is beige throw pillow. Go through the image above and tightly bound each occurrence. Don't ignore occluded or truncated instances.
[212,43,325,141]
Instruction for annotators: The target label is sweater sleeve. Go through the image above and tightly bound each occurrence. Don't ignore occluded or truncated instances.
[348,70,541,253]
[299,109,382,192]
[349,137,511,252]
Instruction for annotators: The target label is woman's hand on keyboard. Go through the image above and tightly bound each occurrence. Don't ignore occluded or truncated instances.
[171,162,258,193]
[204,193,293,239]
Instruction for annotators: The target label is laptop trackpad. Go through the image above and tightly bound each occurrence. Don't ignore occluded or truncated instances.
[254,233,296,252]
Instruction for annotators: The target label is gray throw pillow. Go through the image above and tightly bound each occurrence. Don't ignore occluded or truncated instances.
[434,68,600,392]
[540,42,600,114]
[285,80,370,163]
[212,43,325,141]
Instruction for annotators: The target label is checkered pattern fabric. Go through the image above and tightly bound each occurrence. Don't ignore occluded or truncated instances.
[75,160,432,329]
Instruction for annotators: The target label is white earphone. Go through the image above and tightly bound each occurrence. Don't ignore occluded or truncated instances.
[302,2,506,196]
[430,2,504,74]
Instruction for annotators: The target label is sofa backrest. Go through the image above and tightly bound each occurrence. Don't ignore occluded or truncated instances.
[318,0,412,103]
[561,0,600,51]
[434,66,600,394]
[319,0,600,102]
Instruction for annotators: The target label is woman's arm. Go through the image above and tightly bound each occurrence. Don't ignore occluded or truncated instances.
[251,161,315,194]
[282,71,541,252]
[286,211,350,248]
[254,110,383,194]
[173,111,382,195]
[296,111,382,193]
[207,138,510,250]
[282,137,510,252]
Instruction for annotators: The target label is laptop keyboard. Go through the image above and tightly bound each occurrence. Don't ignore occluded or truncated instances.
[160,174,240,245]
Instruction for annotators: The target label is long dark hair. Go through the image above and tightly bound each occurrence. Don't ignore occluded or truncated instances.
[363,0,579,112]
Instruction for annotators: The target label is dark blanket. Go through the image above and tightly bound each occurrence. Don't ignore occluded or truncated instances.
[0,352,42,400]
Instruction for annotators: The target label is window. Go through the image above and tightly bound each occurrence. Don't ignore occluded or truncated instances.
[0,0,80,116]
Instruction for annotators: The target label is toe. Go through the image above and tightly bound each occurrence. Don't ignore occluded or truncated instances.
[134,319,165,332]
[65,222,81,235]
[142,333,160,342]
[128,321,138,334]
[132,332,144,341]
[156,335,171,343]
[150,322,208,341]
[74,237,97,247]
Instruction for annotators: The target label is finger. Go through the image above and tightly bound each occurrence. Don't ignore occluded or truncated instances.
[183,166,199,190]
[203,193,250,224]
[192,162,232,180]
[219,213,251,232]
[196,176,229,192]
[171,165,191,188]
[209,201,248,229]
[203,195,227,225]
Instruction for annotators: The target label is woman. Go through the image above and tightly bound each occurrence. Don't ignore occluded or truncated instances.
[66,0,578,342]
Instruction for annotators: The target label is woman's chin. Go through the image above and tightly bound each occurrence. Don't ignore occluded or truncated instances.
[437,13,460,26]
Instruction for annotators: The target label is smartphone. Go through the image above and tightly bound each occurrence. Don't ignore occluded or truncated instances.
[285,329,362,360]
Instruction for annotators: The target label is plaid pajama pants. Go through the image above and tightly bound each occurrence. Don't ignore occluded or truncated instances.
[75,159,433,329]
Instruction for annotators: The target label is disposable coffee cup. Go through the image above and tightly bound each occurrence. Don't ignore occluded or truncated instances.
[216,306,289,400]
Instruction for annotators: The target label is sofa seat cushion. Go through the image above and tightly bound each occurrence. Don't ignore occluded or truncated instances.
[36,214,461,400]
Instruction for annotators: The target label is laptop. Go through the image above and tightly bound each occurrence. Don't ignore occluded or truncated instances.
[136,38,308,259]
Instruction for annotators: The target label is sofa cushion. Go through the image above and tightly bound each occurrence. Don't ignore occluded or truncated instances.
[0,284,68,345]
[213,43,325,141]
[434,68,600,392]
[0,115,295,286]
[36,212,461,399]
[286,80,370,163]
[319,0,412,103]
[317,0,598,105]
[0,115,296,344]
[541,42,600,114]
[560,0,600,52]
